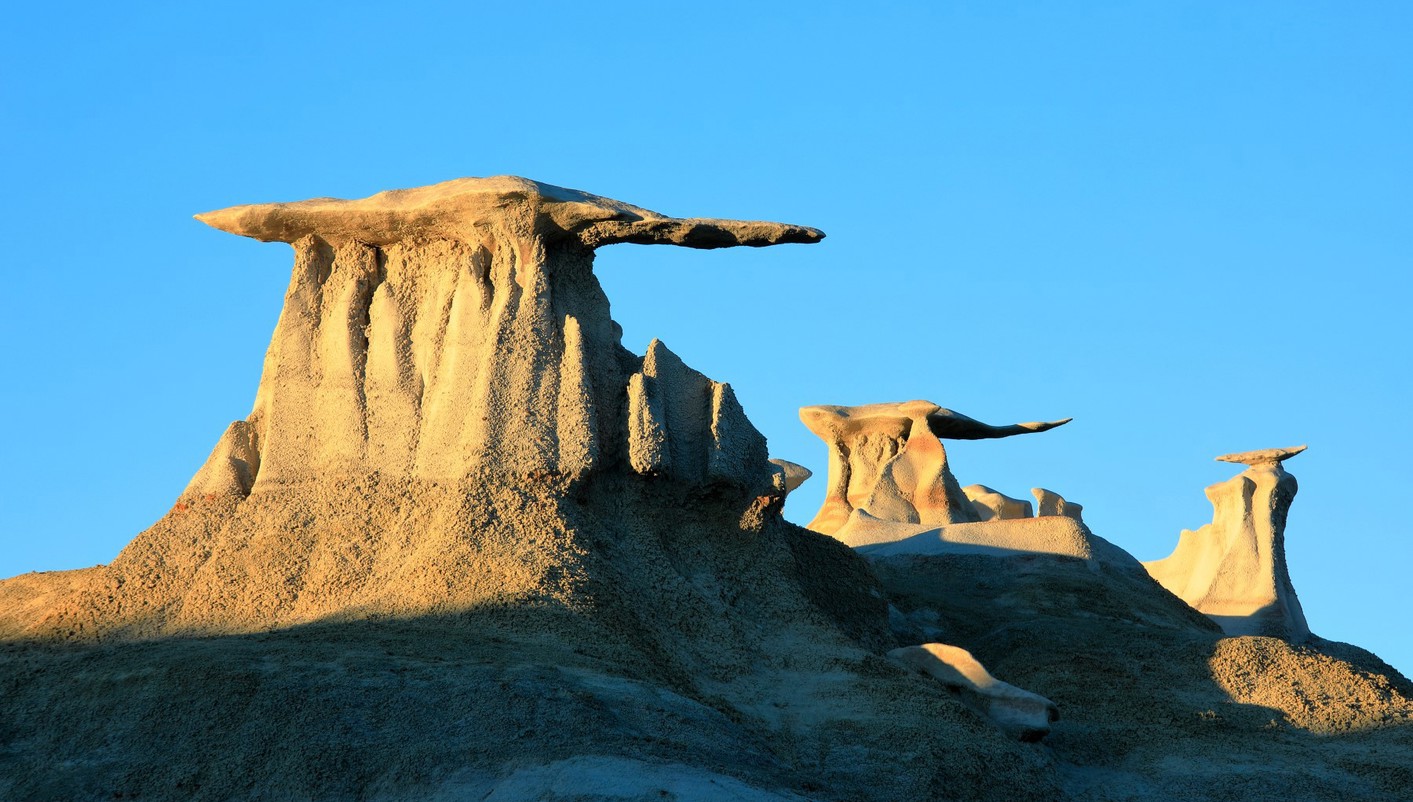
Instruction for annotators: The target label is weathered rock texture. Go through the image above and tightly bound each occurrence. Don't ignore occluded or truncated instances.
[870,549,1413,801]
[1033,487,1084,522]
[3,180,1410,802]
[186,176,813,495]
[800,401,1090,558]
[6,177,833,641]
[1144,446,1311,641]
[964,485,1034,521]
[768,459,812,494]
[0,179,1071,802]
[801,400,1069,537]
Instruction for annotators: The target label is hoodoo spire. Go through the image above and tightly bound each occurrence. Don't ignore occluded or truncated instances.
[1145,446,1311,641]
[185,176,823,497]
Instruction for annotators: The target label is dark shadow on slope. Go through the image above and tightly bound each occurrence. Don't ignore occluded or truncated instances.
[0,607,806,802]
[867,551,1413,802]
[0,591,1064,802]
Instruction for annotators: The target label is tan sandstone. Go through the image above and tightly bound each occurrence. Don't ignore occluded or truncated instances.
[768,459,812,494]
[182,176,820,497]
[799,400,1090,558]
[1032,487,1084,523]
[1144,446,1311,641]
[964,485,1035,521]
[800,400,1068,537]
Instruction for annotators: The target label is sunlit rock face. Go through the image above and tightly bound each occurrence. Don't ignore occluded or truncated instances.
[4,177,833,642]
[3,179,1095,802]
[799,400,1069,537]
[964,485,1034,521]
[1031,487,1084,523]
[186,176,822,497]
[767,458,812,495]
[1144,446,1311,642]
[796,400,1090,558]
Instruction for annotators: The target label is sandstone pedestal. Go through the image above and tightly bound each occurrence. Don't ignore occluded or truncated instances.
[799,401,1068,538]
[798,400,1085,557]
[1144,446,1310,641]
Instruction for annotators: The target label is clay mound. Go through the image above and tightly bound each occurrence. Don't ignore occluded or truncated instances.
[1,480,1063,802]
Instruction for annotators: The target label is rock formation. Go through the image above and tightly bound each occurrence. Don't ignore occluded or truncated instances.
[0,178,1078,802]
[4,178,1411,802]
[797,400,1091,557]
[768,458,812,495]
[964,485,1034,521]
[185,176,818,496]
[1144,446,1311,641]
[800,400,1069,536]
[1032,487,1084,523]
[6,176,841,641]
[889,643,1059,742]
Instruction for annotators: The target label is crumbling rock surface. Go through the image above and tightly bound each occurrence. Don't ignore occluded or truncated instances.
[1144,446,1311,641]
[870,550,1413,801]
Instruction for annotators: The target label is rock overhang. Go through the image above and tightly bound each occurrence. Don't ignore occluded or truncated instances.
[194,175,826,250]
[799,401,1071,442]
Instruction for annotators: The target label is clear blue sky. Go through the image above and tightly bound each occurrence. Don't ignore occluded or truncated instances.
[3,3,1409,674]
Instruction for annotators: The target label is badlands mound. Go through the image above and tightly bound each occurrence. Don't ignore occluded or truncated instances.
[2,177,1411,802]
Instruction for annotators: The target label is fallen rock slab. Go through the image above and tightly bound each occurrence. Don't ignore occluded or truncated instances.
[889,642,1059,742]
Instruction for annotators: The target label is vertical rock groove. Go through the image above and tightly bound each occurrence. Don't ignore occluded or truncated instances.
[188,176,822,492]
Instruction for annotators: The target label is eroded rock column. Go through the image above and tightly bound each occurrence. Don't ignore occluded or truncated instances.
[185,176,822,498]
[1143,446,1310,641]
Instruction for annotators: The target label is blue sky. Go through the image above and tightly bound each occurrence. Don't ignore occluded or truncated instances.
[3,3,1409,674]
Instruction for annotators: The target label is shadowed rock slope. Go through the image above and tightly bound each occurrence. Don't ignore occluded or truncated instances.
[871,548,1413,801]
